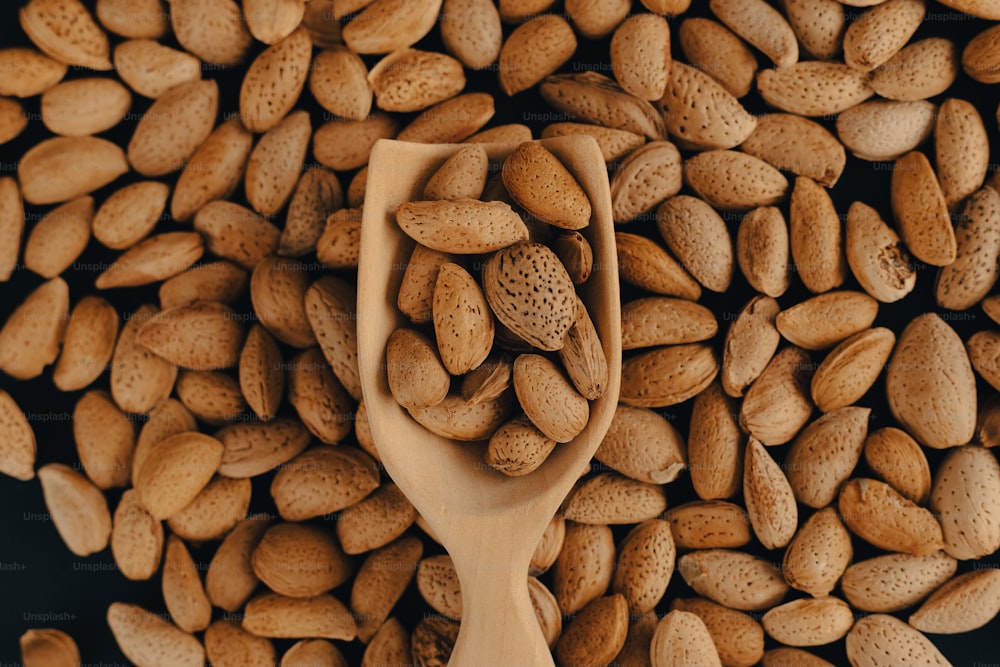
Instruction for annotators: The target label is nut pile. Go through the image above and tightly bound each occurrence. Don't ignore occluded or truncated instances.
[1,0,1000,665]
[386,141,609,476]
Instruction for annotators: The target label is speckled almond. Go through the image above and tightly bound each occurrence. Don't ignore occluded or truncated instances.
[658,62,756,151]
[540,122,645,163]
[649,609,722,667]
[351,536,424,642]
[162,534,212,633]
[92,181,169,251]
[204,619,276,667]
[245,111,311,218]
[558,298,608,401]
[621,297,717,350]
[416,554,462,620]
[206,514,272,612]
[96,0,169,40]
[514,353,588,443]
[594,404,686,485]
[721,295,781,398]
[342,0,442,55]
[710,0,797,67]
[313,113,400,172]
[170,0,252,66]
[282,168,344,258]
[396,199,529,254]
[565,0,629,40]
[741,114,846,187]
[909,568,1000,634]
[762,596,854,647]
[562,472,667,524]
[127,79,218,177]
[335,482,416,555]
[305,275,362,400]
[610,13,670,101]
[656,195,733,292]
[937,186,1000,311]
[842,550,957,613]
[20,0,112,70]
[0,47,67,98]
[892,151,956,266]
[737,206,790,298]
[789,176,847,294]
[684,150,789,212]
[498,14,576,96]
[931,445,1000,560]
[271,445,379,521]
[687,382,744,500]
[159,261,248,312]
[539,72,666,141]
[170,119,253,223]
[0,277,69,380]
[842,0,925,72]
[136,301,245,371]
[107,602,204,667]
[811,327,895,413]
[239,28,312,133]
[251,256,316,349]
[782,506,852,598]
[0,390,36,481]
[839,477,945,555]
[740,345,813,446]
[845,614,950,667]
[397,244,455,323]
[836,99,937,162]
[18,136,128,205]
[678,549,788,611]
[776,291,878,351]
[757,61,873,117]
[671,597,764,667]
[73,389,134,490]
[611,519,675,615]
[743,437,798,549]
[786,407,870,509]
[619,343,717,408]
[552,521,616,615]
[871,37,958,101]
[423,144,488,201]
[783,0,844,60]
[95,232,204,290]
[369,48,465,113]
[763,647,836,667]
[664,501,750,550]
[362,618,410,667]
[440,0,502,70]
[166,475,250,542]
[243,593,358,641]
[395,92,496,144]
[0,177,23,281]
[134,431,224,520]
[611,141,683,224]
[936,98,989,212]
[215,418,311,478]
[677,17,756,99]
[252,522,354,599]
[503,141,591,229]
[863,426,931,505]
[113,39,202,99]
[23,196,93,279]
[845,201,916,303]
[555,595,629,667]
[963,23,1000,84]
[37,463,112,557]
[194,202,280,270]
[316,208,362,270]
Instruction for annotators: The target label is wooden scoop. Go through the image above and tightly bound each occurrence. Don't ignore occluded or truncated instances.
[357,136,621,666]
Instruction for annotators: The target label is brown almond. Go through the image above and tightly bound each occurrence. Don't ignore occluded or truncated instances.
[757,61,873,117]
[0,177,24,281]
[18,136,128,205]
[40,77,130,137]
[839,477,945,556]
[0,389,36,481]
[649,609,722,667]
[162,534,212,633]
[612,140,687,223]
[127,79,218,177]
[171,119,254,223]
[433,262,494,375]
[845,200,917,303]
[351,536,423,642]
[369,48,465,113]
[665,500,751,551]
[342,0,442,55]
[843,0,925,72]
[781,506,853,598]
[245,111,312,218]
[936,98,990,211]
[238,324,285,422]
[845,614,950,667]
[539,72,667,141]
[864,426,932,504]
[931,444,1000,560]
[243,593,358,641]
[656,195,733,292]
[562,472,667,524]
[936,186,1000,311]
[206,514,272,612]
[113,39,202,99]
[909,568,1000,634]
[671,597,763,667]
[486,416,557,476]
[891,151,957,267]
[205,619,276,667]
[73,389,135,490]
[440,0,502,70]
[52,299,117,394]
[783,0,845,61]
[619,343,718,408]
[776,291,878,351]
[841,551,958,612]
[553,521,616,615]
[737,207,791,298]
[762,596,854,647]
[594,404,686,485]
[194,202,280,270]
[710,0,798,67]
[684,150,789,212]
[216,418,311,478]
[739,345,813,446]
[20,0,112,70]
[514,353,589,443]
[540,122,645,163]
[504,141,591,230]
[687,382,744,500]
[789,176,847,294]
[335,482,416,555]
[107,602,204,667]
[239,28,312,133]
[135,431,224,520]
[498,14,576,96]
[611,519,675,614]
[0,277,69,380]
[811,327,895,413]
[622,297,717,350]
[136,301,245,370]
[742,113,846,188]
[677,17,756,99]
[610,13,670,101]
[252,522,354,598]
[743,437,798,550]
[615,231,702,301]
[677,549,788,611]
[314,113,400,171]
[658,62,756,151]
[169,0,252,66]
[37,463,112,557]
[19,628,80,667]
[0,47,67,98]
[110,305,178,415]
[271,445,379,521]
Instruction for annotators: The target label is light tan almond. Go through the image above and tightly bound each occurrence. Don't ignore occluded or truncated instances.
[159,261,248,312]
[562,472,667,524]
[395,91,496,144]
[811,327,896,412]
[891,151,956,267]
[610,13,670,101]
[776,291,878,351]
[763,647,836,667]
[385,328,448,409]
[611,519,675,614]
[136,301,244,370]
[284,168,345,258]
[619,343,717,408]
[239,28,312,133]
[845,614,950,667]
[18,136,128,205]
[677,549,788,611]
[305,275,362,400]
[677,17,755,100]
[498,0,555,23]
[466,122,532,145]
[721,295,782,399]
[96,0,169,39]
[397,244,454,323]
[271,445,379,521]
[351,536,423,642]
[541,123,644,163]
[244,0,305,44]
[555,595,629,667]
[252,522,354,598]
[369,48,465,113]
[530,515,565,576]
[95,232,204,290]
[931,445,1000,560]
[909,569,1000,634]
[565,0,630,40]
[23,196,93,279]
[110,304,178,415]
[0,389,36,481]
[737,206,791,298]
[656,195,733,292]
[135,431,224,520]
[936,98,989,211]
[194,201,281,270]
[841,550,958,612]
[487,415,558,476]
[0,177,23,281]
[40,77,130,136]
[127,79,218,177]
[743,437,798,549]
[836,99,937,162]
[968,329,1000,392]
[362,618,410,667]
[622,297,717,350]
[939,0,1000,18]
[594,404,685,484]
[611,141,683,224]
[396,199,528,254]
[504,141,591,229]
[424,144,489,201]
[205,619,277,667]
[937,186,1000,311]
[649,609,722,667]
[742,114,845,188]
[842,0,925,72]
[839,477,945,556]
[558,299,608,400]
[169,0,253,66]
[243,593,358,641]
[671,598,763,667]
[0,47,67,98]
[206,514,272,612]
[314,113,400,171]
[612,611,658,667]
[871,37,958,101]
[783,0,845,60]
[845,200,917,303]
[789,176,847,293]
[107,602,204,667]
[440,0,502,70]
[528,575,562,649]
[342,0,442,54]
[782,506,853,598]
[762,596,854,647]
[216,418,311,478]
[687,382,744,500]
[335,482,416,555]
[73,389,134,489]
[757,61,873,117]
[37,463,112,557]
[431,262,494,375]
[498,14,576,96]
[964,23,1000,84]
[171,119,254,223]
[162,534,212,633]
[864,426,931,504]
[287,348,355,444]
[711,0,797,66]
[245,111,311,218]
[0,277,69,380]
[513,353,588,442]
[539,72,667,140]
[664,501,750,551]
[885,313,977,449]
[658,62,756,151]
[91,181,168,251]
[282,639,347,667]
[19,628,80,667]
[249,257,316,348]
[113,39,202,99]
[166,475,251,542]
[553,521,616,615]
[785,407,870,509]
[416,554,462,620]
[20,0,112,70]
[684,150,789,212]
[740,345,814,446]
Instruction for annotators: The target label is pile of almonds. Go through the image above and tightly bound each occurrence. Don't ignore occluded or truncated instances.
[386,141,609,476]
[1,0,1000,665]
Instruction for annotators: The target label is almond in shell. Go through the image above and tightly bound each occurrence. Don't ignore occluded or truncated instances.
[776,291,878,351]
[539,72,667,141]
[841,550,958,613]
[0,177,23,281]
[170,119,254,223]
[110,304,178,415]
[351,536,424,642]
[621,297,717,350]
[757,61,873,117]
[743,437,798,550]
[486,415,558,476]
[92,181,169,251]
[552,521,615,615]
[503,141,591,230]
[687,382,744,500]
[761,596,854,647]
[930,444,1000,560]
[657,195,733,292]
[619,343,717,408]
[40,77,131,137]
[136,301,245,370]
[0,47,67,98]
[936,186,1000,311]
[0,390,36,481]
[243,0,306,44]
[270,445,379,521]
[245,111,312,218]
[19,628,80,667]
[564,0,630,40]
[936,98,989,211]
[440,0,502,70]
[23,196,93,279]
[562,472,667,524]
[243,593,358,641]
[664,500,751,550]
[194,202,280,270]
[842,0,925,72]
[845,200,917,303]
[206,514,272,612]
[204,619,277,667]
[678,549,788,611]
[498,14,576,96]
[555,595,629,667]
[305,275,362,400]
[891,151,956,267]
[649,609,722,667]
[215,418,311,478]
[283,167,345,257]
[37,463,112,557]
[611,141,685,224]
[559,298,609,400]
[96,0,170,40]
[424,144,488,201]
[871,37,958,101]
[677,17,756,99]
[783,0,845,60]
[18,136,128,205]
[0,277,69,380]
[113,39,202,99]
[162,534,212,633]
[741,114,846,188]
[909,568,1000,634]
[722,295,782,399]
[836,99,937,163]
[736,206,791,298]
[239,28,312,133]
[845,614,950,667]
[540,122,645,163]
[963,23,1000,84]
[615,231,701,300]
[670,597,764,667]
[73,389,135,490]
[781,506,853,598]
[811,327,895,412]
[610,13,670,101]
[710,0,797,67]
[252,522,354,598]
[394,91,496,143]
[838,477,944,556]
[658,62,757,151]
[166,475,251,542]
[342,0,442,55]
[127,79,219,177]
[135,431,224,520]
[595,403,685,485]
[169,0,252,66]
[107,602,204,667]
[335,482,416,555]
[396,199,529,254]
[739,345,813,446]
[864,426,931,504]
[684,150,789,212]
[20,0,112,70]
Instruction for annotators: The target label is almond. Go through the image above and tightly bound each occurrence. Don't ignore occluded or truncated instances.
[619,343,717,408]
[204,619,277,667]
[315,115,399,172]
[842,0,925,72]
[871,37,958,101]
[171,119,254,223]
[162,534,212,632]
[23,196,93,279]
[385,328,449,410]
[424,144,488,201]
[781,506,853,598]
[783,0,845,60]
[498,0,555,23]
[0,390,36,481]
[416,554,462,619]
[92,181,169,250]
[440,0,502,70]
[113,39,202,99]
[0,277,69,380]
[687,382,744,500]
[243,593,358,641]
[127,79,219,177]
[486,416,557,476]
[107,602,204,667]
[252,522,354,598]
[741,114,846,187]
[270,445,379,521]
[936,98,989,211]
[565,0,630,40]
[931,445,1000,560]
[610,13,670,101]
[612,611,658,667]
[305,275,363,400]
[503,141,591,230]
[763,647,836,667]
[836,99,937,162]
[937,186,1000,311]
[710,0,798,67]
[558,297,608,400]
[743,437,798,549]
[251,257,317,349]
[776,291,878,351]
[670,597,764,667]
[284,168,345,257]
[398,244,455,323]
[553,520,615,615]
[19,628,80,667]
[841,550,958,612]
[467,123,532,146]
[736,207,791,298]
[811,327,896,412]
[845,200,917,303]
[909,568,1000,634]
[0,47,66,98]
[498,14,576,96]
[396,199,529,254]
[18,136,128,205]
[757,61,873,117]
[240,28,312,133]
[335,482,416,555]
[136,301,245,370]
[245,111,312,217]
[514,353,589,442]
[611,141,684,224]
[788,176,848,294]
[864,426,931,504]
[838,477,945,556]
[845,614,950,667]
[110,304,178,415]
[395,91,496,143]
[656,195,733,292]
[20,0,112,70]
[362,618,410,667]
[369,48,465,112]
[739,345,813,446]
[539,72,667,140]
[206,514,272,612]
[40,77,130,136]
[541,123,644,166]
[216,418,311,478]
[562,472,667,524]
[762,596,854,647]
[677,17,756,99]
[244,0,306,44]
[342,0,442,55]
[96,232,204,290]
[963,23,1000,84]
[658,62,757,151]
[555,595,629,666]
[885,313,977,449]
[684,150,789,212]
[37,463,112,557]
[615,231,702,300]
[432,262,494,375]
[622,297,717,350]
[135,431,224,520]
[169,0,252,66]
[0,177,23,281]
[351,536,423,642]
[678,549,788,611]
[73,389,134,489]
[194,202,281,270]
[891,151,957,267]
[160,261,248,311]
[650,609,722,667]
[166,475,251,542]
[611,519,675,614]
[968,329,1000,392]
[594,404,686,484]
[96,0,170,39]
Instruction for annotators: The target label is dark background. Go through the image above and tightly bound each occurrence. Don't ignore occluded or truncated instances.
[2,0,1000,664]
